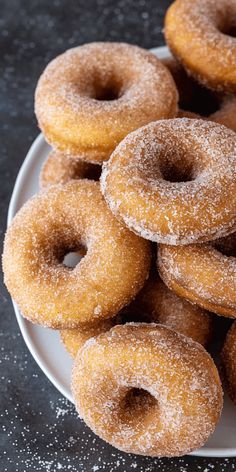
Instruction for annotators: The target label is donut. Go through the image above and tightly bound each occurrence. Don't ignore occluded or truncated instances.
[60,318,114,358]
[3,180,151,328]
[40,150,101,189]
[101,118,236,245]
[35,42,178,163]
[164,0,236,93]
[162,56,236,132]
[221,321,236,403]
[129,275,212,346]
[72,323,223,457]
[158,232,236,318]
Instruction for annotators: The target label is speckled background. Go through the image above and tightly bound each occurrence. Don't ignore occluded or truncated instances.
[0,1,236,471]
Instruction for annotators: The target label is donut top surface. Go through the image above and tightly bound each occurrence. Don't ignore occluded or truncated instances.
[3,180,151,327]
[102,118,236,244]
[165,0,236,92]
[72,323,223,456]
[35,42,178,161]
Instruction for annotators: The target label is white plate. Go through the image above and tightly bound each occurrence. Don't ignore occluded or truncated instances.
[7,46,236,458]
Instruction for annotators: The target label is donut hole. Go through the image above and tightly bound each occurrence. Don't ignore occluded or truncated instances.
[159,154,196,183]
[94,86,120,101]
[161,162,194,183]
[119,388,157,427]
[60,245,87,269]
[219,19,236,38]
[225,25,236,37]
[92,76,123,102]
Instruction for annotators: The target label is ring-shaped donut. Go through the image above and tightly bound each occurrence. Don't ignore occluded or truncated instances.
[165,0,236,93]
[101,119,236,245]
[3,181,151,328]
[72,323,223,457]
[35,42,178,163]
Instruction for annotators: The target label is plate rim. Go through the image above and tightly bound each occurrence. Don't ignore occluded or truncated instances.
[7,46,236,458]
[7,133,73,403]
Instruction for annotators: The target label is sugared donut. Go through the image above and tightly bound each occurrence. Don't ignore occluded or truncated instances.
[162,56,236,132]
[165,0,236,93]
[60,318,114,358]
[130,275,212,346]
[40,150,101,189]
[60,274,212,357]
[35,42,178,163]
[101,119,236,245]
[221,321,236,403]
[72,323,223,457]
[3,181,151,328]
[158,233,236,318]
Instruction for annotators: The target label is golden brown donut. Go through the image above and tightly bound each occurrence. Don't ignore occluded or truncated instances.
[158,233,236,319]
[40,150,101,189]
[129,275,212,347]
[221,321,236,403]
[35,42,178,163]
[3,181,151,328]
[162,56,236,132]
[101,119,236,245]
[165,0,236,93]
[60,318,114,358]
[72,323,223,457]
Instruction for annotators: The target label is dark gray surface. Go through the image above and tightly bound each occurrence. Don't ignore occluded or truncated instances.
[0,1,235,470]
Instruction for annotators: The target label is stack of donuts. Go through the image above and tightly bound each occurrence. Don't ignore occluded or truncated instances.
[3,0,236,458]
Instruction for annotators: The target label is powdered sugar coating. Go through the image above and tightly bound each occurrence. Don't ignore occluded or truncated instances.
[3,180,151,328]
[40,150,101,189]
[158,232,236,318]
[101,118,236,245]
[165,0,236,93]
[35,42,178,163]
[72,323,223,457]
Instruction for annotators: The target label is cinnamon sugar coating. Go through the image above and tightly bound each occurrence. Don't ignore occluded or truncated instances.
[101,119,236,245]
[221,321,236,403]
[158,233,236,318]
[165,0,236,93]
[3,181,151,328]
[35,42,178,163]
[72,323,223,457]
[40,150,101,189]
